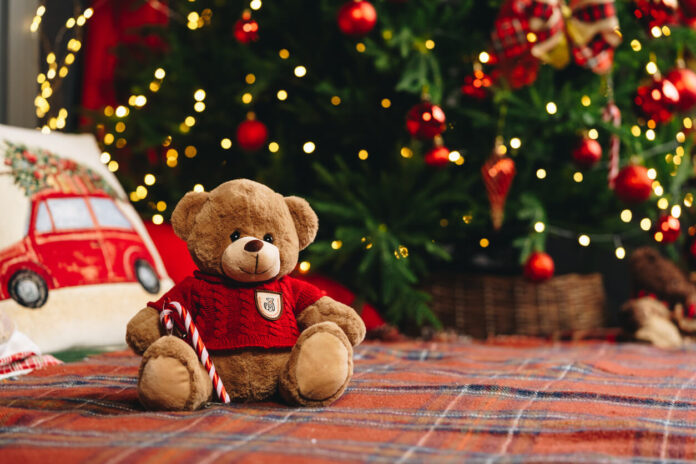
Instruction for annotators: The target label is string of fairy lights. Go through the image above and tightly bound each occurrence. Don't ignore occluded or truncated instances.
[31,1,97,133]
[30,0,696,266]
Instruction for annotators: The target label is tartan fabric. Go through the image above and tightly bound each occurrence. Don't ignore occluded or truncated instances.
[3,340,696,463]
[492,0,618,73]
[0,352,61,377]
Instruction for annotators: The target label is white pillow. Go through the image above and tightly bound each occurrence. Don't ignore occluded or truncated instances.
[0,125,173,352]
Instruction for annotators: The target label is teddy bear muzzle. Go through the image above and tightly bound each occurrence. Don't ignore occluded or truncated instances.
[221,236,281,282]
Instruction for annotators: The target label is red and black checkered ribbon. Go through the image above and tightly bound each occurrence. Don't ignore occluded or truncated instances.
[492,0,620,75]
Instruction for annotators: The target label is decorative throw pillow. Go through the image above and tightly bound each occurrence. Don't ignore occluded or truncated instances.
[0,125,173,352]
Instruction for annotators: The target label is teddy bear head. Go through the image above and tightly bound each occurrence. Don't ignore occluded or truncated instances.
[170,179,318,283]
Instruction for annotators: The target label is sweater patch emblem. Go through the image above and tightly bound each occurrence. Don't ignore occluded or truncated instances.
[255,290,283,321]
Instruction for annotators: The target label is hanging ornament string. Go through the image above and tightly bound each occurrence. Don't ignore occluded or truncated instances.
[602,74,621,189]
[160,301,231,404]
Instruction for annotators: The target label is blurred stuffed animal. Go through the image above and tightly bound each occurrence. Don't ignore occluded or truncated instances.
[621,247,696,349]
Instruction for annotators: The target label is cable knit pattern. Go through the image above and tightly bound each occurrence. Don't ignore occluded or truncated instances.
[148,272,324,350]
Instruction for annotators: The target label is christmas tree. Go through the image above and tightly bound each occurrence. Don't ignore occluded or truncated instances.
[81,0,696,329]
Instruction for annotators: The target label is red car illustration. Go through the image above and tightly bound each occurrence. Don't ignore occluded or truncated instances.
[0,190,160,308]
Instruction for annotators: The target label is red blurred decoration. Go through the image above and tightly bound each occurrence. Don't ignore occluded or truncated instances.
[634,78,680,123]
[634,0,679,29]
[481,142,516,230]
[405,102,446,139]
[490,52,540,89]
[295,274,386,332]
[461,69,493,100]
[689,237,696,259]
[614,165,653,203]
[424,146,451,167]
[572,136,603,168]
[524,251,555,282]
[337,0,377,36]
[654,214,681,243]
[682,0,696,15]
[666,68,696,111]
[80,0,168,125]
[234,11,259,44]
[236,119,268,151]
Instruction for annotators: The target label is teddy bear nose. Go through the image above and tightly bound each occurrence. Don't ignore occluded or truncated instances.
[244,239,264,252]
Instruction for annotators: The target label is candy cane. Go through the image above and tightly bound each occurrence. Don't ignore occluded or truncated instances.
[159,301,230,404]
[602,101,621,189]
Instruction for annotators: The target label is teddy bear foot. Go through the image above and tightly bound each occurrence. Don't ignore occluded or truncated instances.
[279,321,353,407]
[138,336,213,411]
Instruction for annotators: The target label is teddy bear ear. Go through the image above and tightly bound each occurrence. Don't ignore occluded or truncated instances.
[171,191,209,240]
[285,196,318,250]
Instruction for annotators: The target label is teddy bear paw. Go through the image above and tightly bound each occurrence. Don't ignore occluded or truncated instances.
[279,321,353,406]
[138,336,212,411]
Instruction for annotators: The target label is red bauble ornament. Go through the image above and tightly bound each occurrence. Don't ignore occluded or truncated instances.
[614,165,653,203]
[461,70,493,100]
[424,146,450,167]
[666,68,696,111]
[654,214,681,243]
[524,252,555,282]
[634,0,679,29]
[405,102,446,139]
[634,78,680,123]
[236,119,268,151]
[681,0,696,17]
[572,136,602,168]
[337,0,377,36]
[234,12,259,44]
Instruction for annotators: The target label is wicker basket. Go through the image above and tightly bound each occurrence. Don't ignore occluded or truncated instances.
[425,273,606,338]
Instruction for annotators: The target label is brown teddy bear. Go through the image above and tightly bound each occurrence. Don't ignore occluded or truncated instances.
[125,179,366,410]
[621,247,696,349]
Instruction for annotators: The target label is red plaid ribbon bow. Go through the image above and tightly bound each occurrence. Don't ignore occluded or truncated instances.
[492,0,621,74]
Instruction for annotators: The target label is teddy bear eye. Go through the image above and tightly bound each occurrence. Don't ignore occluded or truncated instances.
[230,230,241,242]
[263,234,274,244]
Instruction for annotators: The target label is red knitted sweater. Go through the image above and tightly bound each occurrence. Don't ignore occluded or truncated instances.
[148,271,324,350]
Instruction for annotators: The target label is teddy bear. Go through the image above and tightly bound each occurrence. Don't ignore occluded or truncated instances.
[125,179,366,410]
[621,247,696,349]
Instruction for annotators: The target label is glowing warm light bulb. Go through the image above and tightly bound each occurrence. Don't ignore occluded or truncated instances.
[194,89,206,101]
[640,218,652,231]
[536,169,547,179]
[299,261,311,273]
[303,141,316,153]
[546,102,557,114]
[578,235,590,247]
[620,209,632,223]
[193,184,205,193]
[294,66,307,77]
[220,138,232,149]
[478,51,490,63]
[534,222,545,233]
[154,68,166,79]
[615,247,626,259]
[510,138,521,149]
[152,214,164,225]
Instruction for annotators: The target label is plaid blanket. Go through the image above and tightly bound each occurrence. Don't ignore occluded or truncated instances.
[2,340,696,463]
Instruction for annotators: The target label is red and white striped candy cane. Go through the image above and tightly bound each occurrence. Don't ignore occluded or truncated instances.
[602,101,621,189]
[159,301,230,404]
